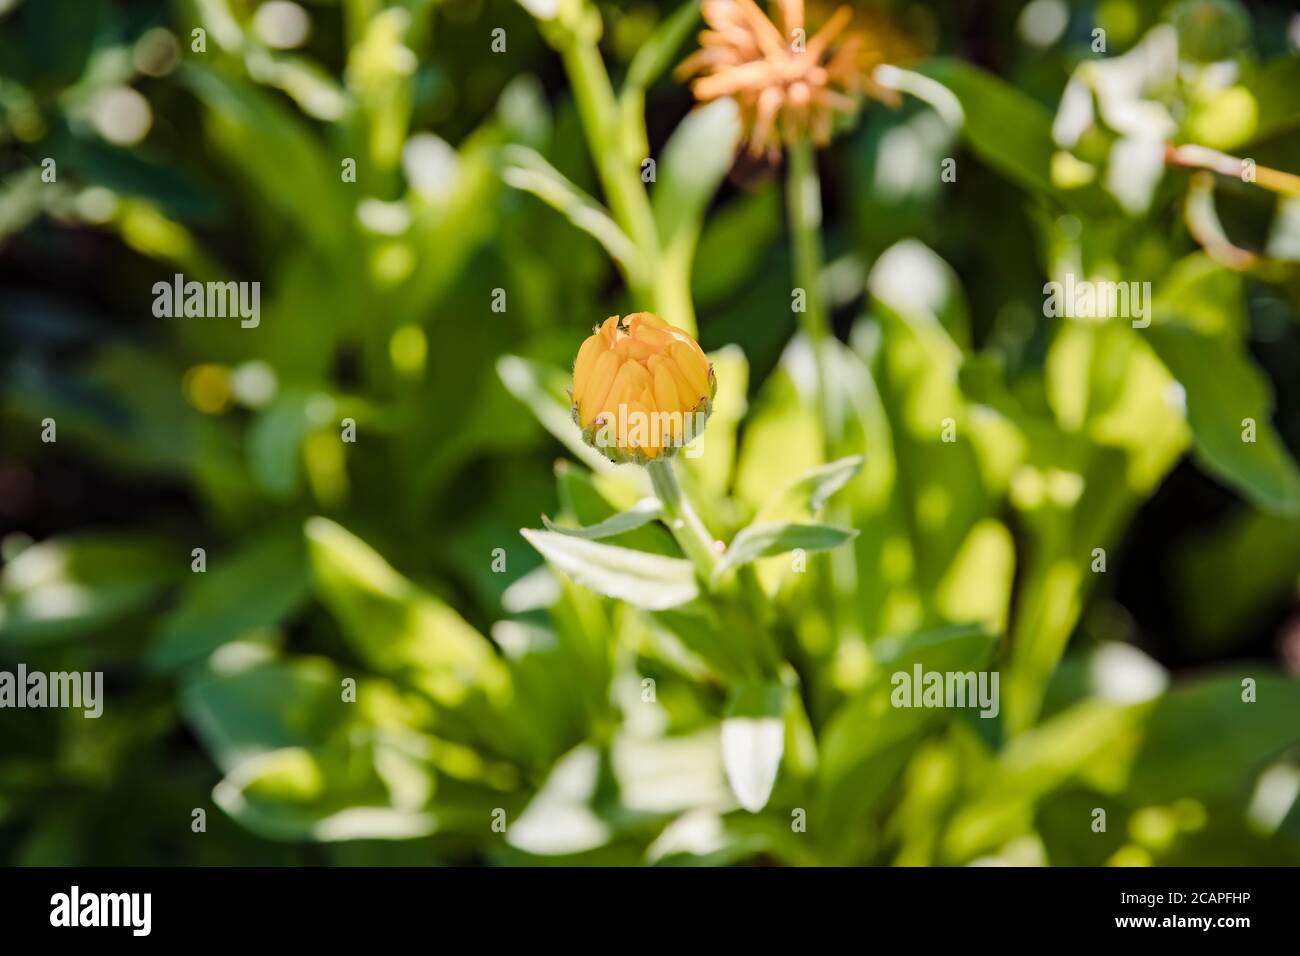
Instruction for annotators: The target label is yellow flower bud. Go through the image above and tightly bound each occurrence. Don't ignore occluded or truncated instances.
[571,312,715,464]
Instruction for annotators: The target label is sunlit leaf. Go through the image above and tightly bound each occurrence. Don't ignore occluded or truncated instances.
[520,529,699,610]
[721,683,786,813]
[757,457,865,523]
[1147,324,1300,515]
[541,497,663,539]
[713,522,857,581]
[304,518,511,712]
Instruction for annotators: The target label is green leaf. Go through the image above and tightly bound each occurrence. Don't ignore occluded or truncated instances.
[150,531,309,672]
[917,58,1108,214]
[304,518,511,711]
[212,737,437,842]
[918,59,1054,194]
[682,344,748,497]
[541,497,663,539]
[520,529,699,610]
[721,684,786,813]
[182,650,355,774]
[868,238,971,349]
[1128,671,1300,803]
[182,65,345,253]
[497,354,613,473]
[1174,509,1300,649]
[933,518,1015,633]
[1146,324,1300,515]
[817,625,997,843]
[943,698,1141,861]
[691,186,781,308]
[756,456,865,523]
[713,522,858,581]
[500,145,646,282]
[652,98,742,252]
[0,535,174,646]
[5,347,207,478]
[554,461,675,555]
[734,348,823,515]
[401,123,505,323]
[1252,56,1300,141]
[247,389,330,499]
[504,745,610,856]
[624,1,702,91]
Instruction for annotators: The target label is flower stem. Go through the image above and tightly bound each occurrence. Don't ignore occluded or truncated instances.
[649,459,782,677]
[557,29,686,324]
[646,458,718,579]
[786,139,837,452]
[786,140,830,345]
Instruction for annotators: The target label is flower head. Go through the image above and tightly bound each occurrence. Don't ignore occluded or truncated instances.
[678,0,898,159]
[571,313,715,464]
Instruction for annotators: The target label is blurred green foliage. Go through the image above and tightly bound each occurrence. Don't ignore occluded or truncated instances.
[2,0,1300,865]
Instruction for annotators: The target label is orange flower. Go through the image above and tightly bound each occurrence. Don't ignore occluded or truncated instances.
[677,0,898,158]
[571,313,715,463]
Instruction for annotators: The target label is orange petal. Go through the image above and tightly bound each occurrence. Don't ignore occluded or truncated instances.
[598,315,621,347]
[578,350,621,425]
[775,0,805,36]
[806,6,853,61]
[669,341,710,400]
[651,360,681,416]
[734,0,787,57]
[572,333,605,399]
[606,360,651,415]
[626,311,667,330]
[617,337,658,362]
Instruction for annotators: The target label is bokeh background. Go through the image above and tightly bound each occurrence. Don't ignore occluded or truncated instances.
[2,0,1300,865]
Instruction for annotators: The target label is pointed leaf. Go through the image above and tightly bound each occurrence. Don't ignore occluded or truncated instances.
[757,456,865,523]
[520,529,699,610]
[625,2,702,91]
[304,518,510,709]
[652,98,742,250]
[541,497,663,539]
[501,146,646,281]
[1147,324,1300,515]
[713,522,858,581]
[721,684,786,813]
[497,354,613,473]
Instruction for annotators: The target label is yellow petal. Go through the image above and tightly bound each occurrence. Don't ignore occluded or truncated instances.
[633,324,675,352]
[652,360,681,416]
[602,361,650,419]
[598,315,621,347]
[579,350,621,425]
[629,395,661,457]
[651,354,698,411]
[626,311,667,331]
[669,341,710,400]
[572,333,605,399]
[666,327,708,361]
[618,337,658,362]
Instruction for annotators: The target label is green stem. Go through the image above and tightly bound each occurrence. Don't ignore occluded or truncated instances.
[786,140,829,346]
[649,459,782,677]
[549,9,702,337]
[646,458,719,578]
[786,139,851,651]
[559,33,663,305]
[785,139,836,450]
